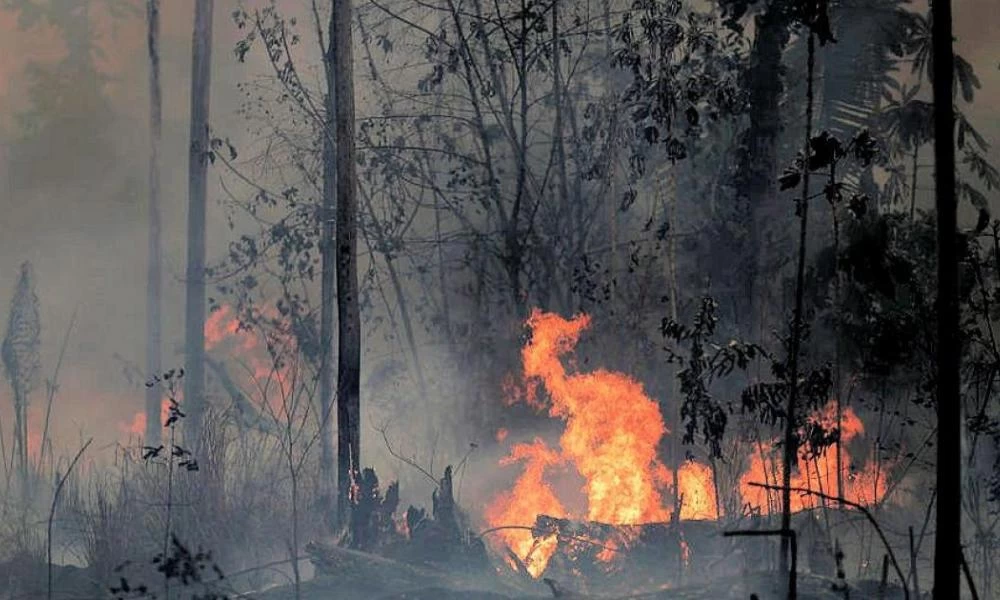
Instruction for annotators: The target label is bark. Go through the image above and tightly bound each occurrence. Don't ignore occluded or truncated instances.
[781,30,815,575]
[319,19,337,523]
[330,0,362,529]
[551,0,569,306]
[145,0,163,446]
[931,0,960,595]
[183,0,214,445]
[728,4,791,338]
[909,145,919,221]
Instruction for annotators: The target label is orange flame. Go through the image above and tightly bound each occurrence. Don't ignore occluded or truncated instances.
[738,402,888,513]
[677,460,718,520]
[519,310,672,525]
[486,311,891,578]
[119,398,171,438]
[204,304,297,413]
[484,439,566,577]
[486,310,673,576]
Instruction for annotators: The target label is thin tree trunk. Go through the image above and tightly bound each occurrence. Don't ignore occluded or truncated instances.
[932,0,960,594]
[909,145,919,222]
[319,16,337,525]
[830,162,844,507]
[551,0,570,306]
[289,454,301,600]
[781,30,816,575]
[733,5,791,339]
[330,0,361,530]
[145,0,163,446]
[183,0,214,446]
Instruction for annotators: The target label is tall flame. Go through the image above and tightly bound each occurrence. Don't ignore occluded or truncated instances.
[485,310,674,576]
[518,310,672,525]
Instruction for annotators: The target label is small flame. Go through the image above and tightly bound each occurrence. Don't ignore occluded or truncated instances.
[204,304,298,413]
[120,398,171,437]
[738,402,889,513]
[595,537,619,563]
[676,460,718,520]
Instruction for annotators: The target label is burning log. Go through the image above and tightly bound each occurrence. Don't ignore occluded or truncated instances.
[526,514,737,594]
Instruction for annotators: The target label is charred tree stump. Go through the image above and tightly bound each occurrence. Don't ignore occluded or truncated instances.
[349,468,400,552]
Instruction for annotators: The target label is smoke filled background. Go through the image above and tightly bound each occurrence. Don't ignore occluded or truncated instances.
[2,0,997,465]
[0,0,998,597]
[0,1,429,483]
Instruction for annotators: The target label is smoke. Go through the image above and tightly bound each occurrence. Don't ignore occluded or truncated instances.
[0,0,279,462]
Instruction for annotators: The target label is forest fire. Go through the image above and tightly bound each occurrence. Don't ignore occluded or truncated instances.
[0,0,986,594]
[486,309,891,578]
[204,303,296,388]
[485,309,673,576]
[117,304,297,438]
[120,397,170,437]
[739,402,889,513]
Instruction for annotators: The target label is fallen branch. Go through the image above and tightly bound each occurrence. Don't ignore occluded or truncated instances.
[747,482,909,600]
[478,524,624,556]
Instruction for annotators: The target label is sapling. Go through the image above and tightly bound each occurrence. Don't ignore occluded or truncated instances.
[141,369,199,600]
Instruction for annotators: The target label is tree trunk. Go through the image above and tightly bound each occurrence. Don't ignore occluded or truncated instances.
[551,0,570,312]
[931,0,960,595]
[145,0,163,446]
[183,0,213,445]
[330,0,361,530]
[909,145,919,221]
[319,26,337,526]
[728,4,791,339]
[781,30,816,575]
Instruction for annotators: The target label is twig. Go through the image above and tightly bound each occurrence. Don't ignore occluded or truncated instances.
[376,423,438,485]
[40,309,77,473]
[48,437,92,600]
[961,548,980,600]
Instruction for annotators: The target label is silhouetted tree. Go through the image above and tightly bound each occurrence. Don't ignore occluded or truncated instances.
[331,0,362,530]
[184,0,215,445]
[931,0,960,596]
[145,0,163,447]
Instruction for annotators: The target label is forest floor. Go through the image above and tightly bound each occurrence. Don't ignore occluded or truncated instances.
[253,545,908,600]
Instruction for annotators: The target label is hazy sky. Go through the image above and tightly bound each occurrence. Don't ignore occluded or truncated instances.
[0,0,996,463]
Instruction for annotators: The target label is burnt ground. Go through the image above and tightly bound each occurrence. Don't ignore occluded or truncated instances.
[252,544,907,600]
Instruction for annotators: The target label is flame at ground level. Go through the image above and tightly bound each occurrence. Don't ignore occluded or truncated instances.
[485,309,891,578]
[739,404,888,514]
